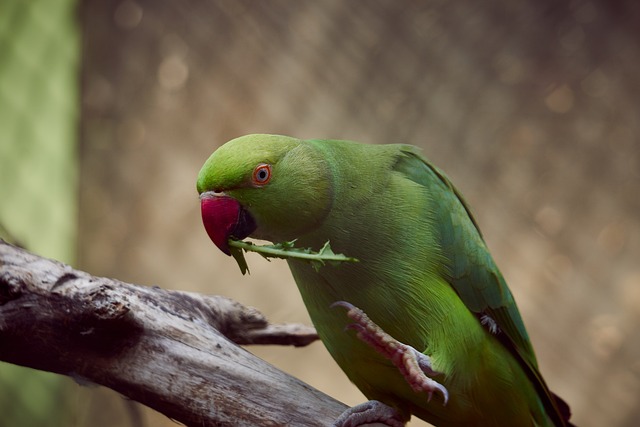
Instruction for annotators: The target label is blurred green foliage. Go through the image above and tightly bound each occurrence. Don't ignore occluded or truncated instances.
[0,0,79,426]
[0,0,78,262]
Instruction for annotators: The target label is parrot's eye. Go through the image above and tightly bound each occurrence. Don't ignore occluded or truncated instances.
[252,163,272,186]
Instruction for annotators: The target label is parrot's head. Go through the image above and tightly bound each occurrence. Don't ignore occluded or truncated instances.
[196,134,333,255]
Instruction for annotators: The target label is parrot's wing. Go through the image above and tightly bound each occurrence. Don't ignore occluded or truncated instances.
[393,147,570,426]
[393,147,534,360]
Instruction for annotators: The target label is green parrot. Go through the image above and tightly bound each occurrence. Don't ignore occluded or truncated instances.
[196,134,573,427]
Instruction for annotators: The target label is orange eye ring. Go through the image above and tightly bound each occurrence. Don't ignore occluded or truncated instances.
[252,163,272,186]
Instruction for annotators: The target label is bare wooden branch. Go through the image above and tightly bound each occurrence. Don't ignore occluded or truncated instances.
[0,240,348,426]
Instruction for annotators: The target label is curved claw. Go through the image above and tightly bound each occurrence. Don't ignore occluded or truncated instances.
[408,347,449,404]
[330,300,357,311]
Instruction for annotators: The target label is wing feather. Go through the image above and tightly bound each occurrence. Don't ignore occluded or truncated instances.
[393,146,570,427]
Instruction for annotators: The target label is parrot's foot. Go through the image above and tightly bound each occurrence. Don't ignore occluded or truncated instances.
[333,400,406,427]
[332,301,449,404]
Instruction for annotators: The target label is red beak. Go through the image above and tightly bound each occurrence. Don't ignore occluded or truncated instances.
[200,192,256,255]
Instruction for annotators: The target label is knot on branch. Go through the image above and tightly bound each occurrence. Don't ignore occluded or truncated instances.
[87,283,131,321]
[0,271,26,304]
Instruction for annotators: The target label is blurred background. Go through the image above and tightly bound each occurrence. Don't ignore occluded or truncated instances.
[1,0,639,426]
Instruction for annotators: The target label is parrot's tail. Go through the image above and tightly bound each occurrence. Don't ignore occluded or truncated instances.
[551,392,576,427]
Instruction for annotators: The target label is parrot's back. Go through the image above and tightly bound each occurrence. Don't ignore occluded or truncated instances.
[286,140,572,426]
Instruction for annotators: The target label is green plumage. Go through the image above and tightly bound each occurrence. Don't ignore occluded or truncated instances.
[197,134,571,426]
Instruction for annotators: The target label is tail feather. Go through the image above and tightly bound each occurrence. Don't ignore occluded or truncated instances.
[551,392,575,427]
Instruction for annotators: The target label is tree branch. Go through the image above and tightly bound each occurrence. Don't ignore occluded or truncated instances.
[0,240,349,426]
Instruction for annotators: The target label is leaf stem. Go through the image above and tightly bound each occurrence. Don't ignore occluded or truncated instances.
[228,240,357,263]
